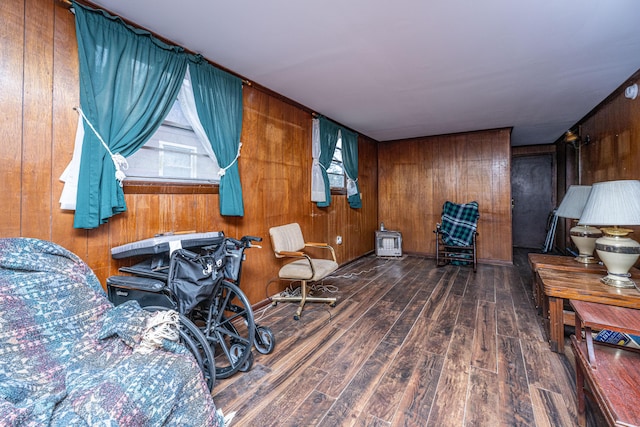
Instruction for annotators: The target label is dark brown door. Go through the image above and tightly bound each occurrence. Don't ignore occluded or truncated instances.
[511,154,554,249]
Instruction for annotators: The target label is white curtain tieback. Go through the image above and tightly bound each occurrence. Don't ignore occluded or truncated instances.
[313,159,329,171]
[217,142,242,177]
[74,107,128,187]
[346,176,359,196]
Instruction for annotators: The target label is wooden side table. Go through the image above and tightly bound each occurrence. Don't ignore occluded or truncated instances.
[537,268,640,352]
[570,300,640,426]
[528,253,605,309]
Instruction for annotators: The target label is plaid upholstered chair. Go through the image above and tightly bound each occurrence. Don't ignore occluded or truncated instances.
[434,201,479,272]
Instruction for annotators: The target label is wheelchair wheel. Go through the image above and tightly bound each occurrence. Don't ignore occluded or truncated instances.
[204,280,256,379]
[254,325,276,354]
[144,306,215,392]
[232,344,254,372]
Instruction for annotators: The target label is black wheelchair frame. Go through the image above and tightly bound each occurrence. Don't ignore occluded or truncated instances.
[106,233,275,389]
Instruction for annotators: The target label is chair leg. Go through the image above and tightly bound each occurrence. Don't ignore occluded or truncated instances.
[435,232,443,267]
[294,281,307,320]
[271,280,337,320]
[473,238,477,272]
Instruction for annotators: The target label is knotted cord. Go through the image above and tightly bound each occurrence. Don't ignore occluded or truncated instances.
[74,107,128,186]
[217,142,242,177]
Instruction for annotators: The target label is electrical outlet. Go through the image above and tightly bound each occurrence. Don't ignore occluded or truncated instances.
[336,235,343,245]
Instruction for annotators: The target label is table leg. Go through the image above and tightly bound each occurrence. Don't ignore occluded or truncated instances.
[575,348,586,427]
[548,296,564,353]
[585,327,597,366]
[574,311,583,343]
[532,272,540,309]
[541,294,550,341]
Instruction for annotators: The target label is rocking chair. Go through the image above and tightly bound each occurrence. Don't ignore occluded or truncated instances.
[434,201,479,272]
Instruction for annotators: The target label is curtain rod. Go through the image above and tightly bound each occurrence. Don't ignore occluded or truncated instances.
[55,0,252,84]
[54,0,353,132]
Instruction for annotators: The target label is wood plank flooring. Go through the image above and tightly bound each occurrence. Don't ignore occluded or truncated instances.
[213,251,584,426]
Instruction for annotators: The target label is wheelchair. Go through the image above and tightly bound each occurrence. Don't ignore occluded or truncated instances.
[106,232,275,387]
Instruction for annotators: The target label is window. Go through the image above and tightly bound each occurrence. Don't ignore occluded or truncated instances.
[327,131,345,189]
[125,98,220,183]
[158,141,197,179]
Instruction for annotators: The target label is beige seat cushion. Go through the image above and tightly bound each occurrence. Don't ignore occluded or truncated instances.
[279,258,338,281]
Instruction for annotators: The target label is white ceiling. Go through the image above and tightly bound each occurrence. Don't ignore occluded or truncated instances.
[90,0,640,146]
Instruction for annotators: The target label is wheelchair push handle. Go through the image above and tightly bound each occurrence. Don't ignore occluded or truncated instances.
[226,235,263,249]
[243,235,262,242]
[242,235,262,248]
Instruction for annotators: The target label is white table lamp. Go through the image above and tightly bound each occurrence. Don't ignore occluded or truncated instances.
[556,185,602,264]
[578,180,640,288]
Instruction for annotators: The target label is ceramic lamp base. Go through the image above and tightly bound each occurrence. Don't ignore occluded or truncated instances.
[600,274,636,288]
[575,255,599,264]
[595,230,640,289]
[570,225,602,264]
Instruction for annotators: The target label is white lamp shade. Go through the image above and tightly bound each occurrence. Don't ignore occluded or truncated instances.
[578,180,640,226]
[556,185,592,219]
[577,180,640,287]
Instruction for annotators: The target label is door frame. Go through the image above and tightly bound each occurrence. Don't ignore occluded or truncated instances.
[511,145,557,249]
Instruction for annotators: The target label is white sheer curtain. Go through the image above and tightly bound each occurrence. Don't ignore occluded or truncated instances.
[178,66,220,172]
[311,118,325,202]
[59,115,85,210]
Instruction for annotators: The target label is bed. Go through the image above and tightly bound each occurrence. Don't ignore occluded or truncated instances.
[0,237,226,426]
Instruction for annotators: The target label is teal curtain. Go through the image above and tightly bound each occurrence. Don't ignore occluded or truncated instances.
[189,59,244,216]
[73,2,187,228]
[316,117,341,208]
[342,128,362,208]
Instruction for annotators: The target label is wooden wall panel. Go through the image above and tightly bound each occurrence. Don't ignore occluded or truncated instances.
[342,136,379,261]
[580,75,640,184]
[488,136,512,261]
[0,0,25,237]
[238,88,312,303]
[379,129,512,264]
[22,0,54,240]
[86,225,110,284]
[51,3,87,256]
[573,73,640,239]
[378,139,435,252]
[0,0,378,306]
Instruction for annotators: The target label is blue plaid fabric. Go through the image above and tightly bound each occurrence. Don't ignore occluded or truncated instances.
[440,201,479,246]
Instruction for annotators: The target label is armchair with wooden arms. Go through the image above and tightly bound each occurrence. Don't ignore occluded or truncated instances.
[434,201,479,272]
[269,223,339,320]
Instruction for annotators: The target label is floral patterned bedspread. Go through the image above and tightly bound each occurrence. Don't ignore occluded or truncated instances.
[0,238,223,426]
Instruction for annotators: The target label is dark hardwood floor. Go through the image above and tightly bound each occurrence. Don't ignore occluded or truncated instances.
[213,250,586,426]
